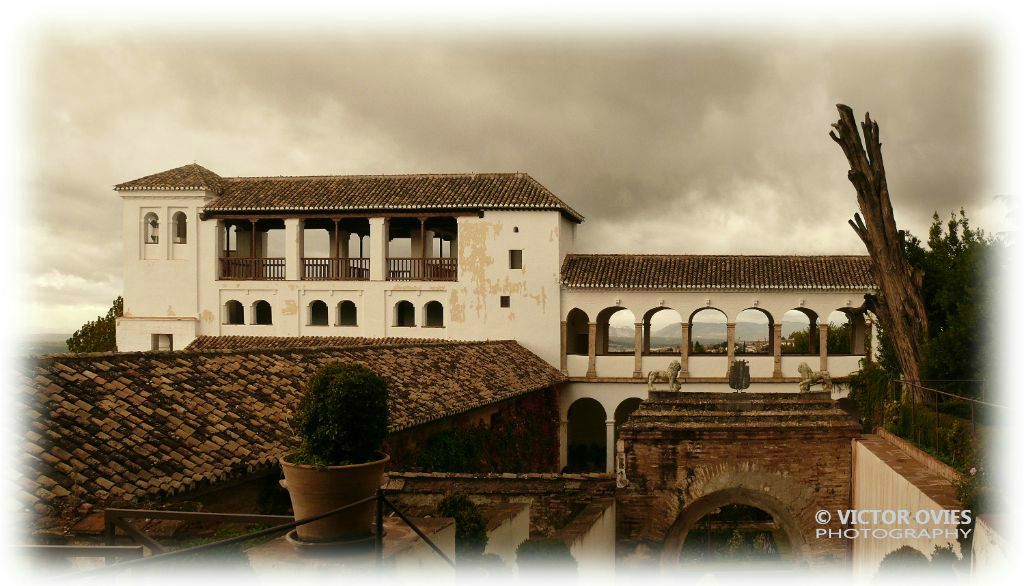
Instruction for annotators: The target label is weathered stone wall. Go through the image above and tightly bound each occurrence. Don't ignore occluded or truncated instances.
[385,472,615,537]
[617,391,859,568]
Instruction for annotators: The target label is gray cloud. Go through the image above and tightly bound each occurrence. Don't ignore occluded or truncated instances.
[22,30,1000,334]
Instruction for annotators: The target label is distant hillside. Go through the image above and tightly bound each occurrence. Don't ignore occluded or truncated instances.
[609,319,817,348]
[24,334,71,355]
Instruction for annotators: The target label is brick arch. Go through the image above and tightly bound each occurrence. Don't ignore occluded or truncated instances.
[659,485,811,569]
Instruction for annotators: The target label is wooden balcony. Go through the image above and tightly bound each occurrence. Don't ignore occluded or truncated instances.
[387,258,458,281]
[302,258,371,281]
[219,257,286,280]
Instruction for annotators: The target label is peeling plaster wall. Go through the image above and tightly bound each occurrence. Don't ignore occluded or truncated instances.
[117,206,564,364]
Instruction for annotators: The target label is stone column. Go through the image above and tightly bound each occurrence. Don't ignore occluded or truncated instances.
[726,322,736,371]
[773,322,783,378]
[559,418,568,470]
[284,218,302,281]
[605,419,615,474]
[369,217,388,281]
[586,322,598,378]
[633,323,643,378]
[560,321,569,374]
[680,323,690,376]
[819,323,829,372]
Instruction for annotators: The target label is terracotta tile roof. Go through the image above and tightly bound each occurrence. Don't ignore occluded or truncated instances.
[19,340,563,513]
[116,165,584,222]
[560,254,875,290]
[114,163,224,193]
[185,336,445,351]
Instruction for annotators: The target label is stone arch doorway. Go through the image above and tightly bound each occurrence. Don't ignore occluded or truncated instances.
[660,487,809,570]
[566,398,606,473]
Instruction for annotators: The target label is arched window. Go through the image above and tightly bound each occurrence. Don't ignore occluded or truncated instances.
[689,308,728,354]
[172,212,187,244]
[781,308,818,354]
[309,300,328,326]
[596,306,636,354]
[565,308,590,355]
[566,398,607,473]
[143,212,160,244]
[735,308,773,355]
[223,300,244,325]
[338,300,358,326]
[394,300,415,327]
[253,300,273,325]
[642,307,683,354]
[424,301,444,327]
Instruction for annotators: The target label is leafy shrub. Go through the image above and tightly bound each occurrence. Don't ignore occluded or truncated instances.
[290,362,388,466]
[846,360,892,432]
[516,538,576,575]
[877,546,929,574]
[437,494,488,558]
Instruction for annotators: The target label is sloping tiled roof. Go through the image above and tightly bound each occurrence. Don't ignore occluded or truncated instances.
[18,340,563,513]
[115,165,584,222]
[114,163,224,193]
[185,336,444,351]
[560,254,875,290]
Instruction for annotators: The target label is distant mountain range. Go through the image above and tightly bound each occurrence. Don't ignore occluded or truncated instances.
[24,334,71,355]
[607,320,814,347]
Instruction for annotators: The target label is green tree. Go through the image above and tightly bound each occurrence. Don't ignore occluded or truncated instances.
[66,296,123,353]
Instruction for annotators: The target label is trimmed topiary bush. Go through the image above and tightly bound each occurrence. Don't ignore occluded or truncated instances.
[290,362,389,467]
[437,494,488,558]
[516,538,576,575]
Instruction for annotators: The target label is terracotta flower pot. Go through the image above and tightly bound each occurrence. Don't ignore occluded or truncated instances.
[280,452,389,543]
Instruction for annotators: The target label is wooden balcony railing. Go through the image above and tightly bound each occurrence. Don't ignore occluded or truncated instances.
[302,258,371,281]
[387,258,458,281]
[219,257,286,280]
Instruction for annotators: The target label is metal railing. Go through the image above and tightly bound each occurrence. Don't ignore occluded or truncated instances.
[219,257,286,280]
[15,544,144,564]
[47,489,453,578]
[302,258,371,281]
[888,379,1001,462]
[387,258,457,281]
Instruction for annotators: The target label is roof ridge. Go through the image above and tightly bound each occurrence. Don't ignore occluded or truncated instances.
[31,338,517,363]
[562,253,872,258]
[222,172,529,181]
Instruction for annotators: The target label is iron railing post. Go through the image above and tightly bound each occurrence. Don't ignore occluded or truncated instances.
[934,387,939,454]
[375,488,384,566]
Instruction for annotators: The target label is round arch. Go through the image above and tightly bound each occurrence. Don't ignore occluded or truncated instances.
[781,308,820,355]
[595,306,637,355]
[565,308,590,356]
[337,300,358,326]
[642,307,683,354]
[394,300,416,327]
[223,300,244,325]
[566,398,606,473]
[660,487,810,569]
[252,300,272,325]
[689,307,728,355]
[424,300,444,328]
[309,300,329,326]
[734,307,773,355]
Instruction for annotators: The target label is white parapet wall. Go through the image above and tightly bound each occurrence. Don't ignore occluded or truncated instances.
[852,436,966,577]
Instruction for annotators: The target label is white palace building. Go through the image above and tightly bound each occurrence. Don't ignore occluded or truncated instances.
[115,163,876,472]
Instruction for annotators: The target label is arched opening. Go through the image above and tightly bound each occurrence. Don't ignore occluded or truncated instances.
[394,300,416,327]
[613,397,643,450]
[826,309,867,355]
[596,307,636,354]
[662,488,808,569]
[642,307,683,354]
[223,300,244,325]
[252,300,273,325]
[689,308,728,354]
[781,308,819,355]
[678,505,793,566]
[734,308,773,355]
[566,398,606,473]
[565,308,590,355]
[337,300,358,326]
[143,212,160,244]
[309,300,329,326]
[424,301,444,328]
[172,212,187,244]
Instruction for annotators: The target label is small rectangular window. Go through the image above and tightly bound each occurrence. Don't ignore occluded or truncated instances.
[500,296,511,308]
[509,249,523,269]
[151,334,173,351]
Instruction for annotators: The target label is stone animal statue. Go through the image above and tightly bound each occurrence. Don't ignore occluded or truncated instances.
[798,362,832,392]
[648,360,682,391]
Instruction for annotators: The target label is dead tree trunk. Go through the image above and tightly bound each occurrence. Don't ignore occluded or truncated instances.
[829,104,929,400]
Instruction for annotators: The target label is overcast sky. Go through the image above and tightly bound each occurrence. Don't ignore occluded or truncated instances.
[19,28,1008,335]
